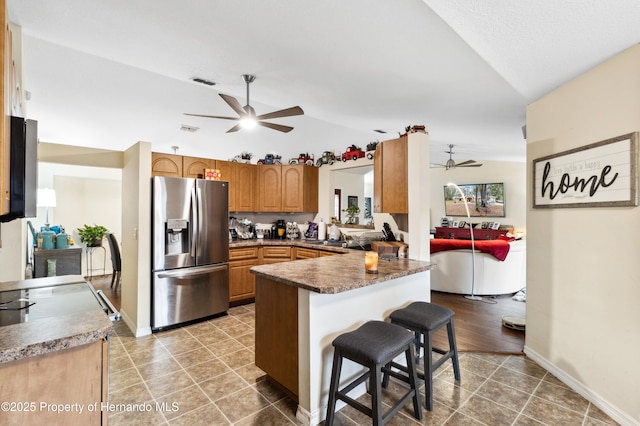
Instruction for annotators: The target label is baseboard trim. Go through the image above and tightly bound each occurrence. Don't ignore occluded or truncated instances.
[524,345,638,426]
[118,308,151,337]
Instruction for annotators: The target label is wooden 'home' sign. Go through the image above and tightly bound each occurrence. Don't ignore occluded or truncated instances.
[533,132,638,208]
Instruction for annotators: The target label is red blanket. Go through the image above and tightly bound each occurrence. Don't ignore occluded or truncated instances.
[430,239,511,261]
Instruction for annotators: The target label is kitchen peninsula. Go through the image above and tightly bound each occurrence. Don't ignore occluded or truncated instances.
[0,276,113,425]
[250,251,434,425]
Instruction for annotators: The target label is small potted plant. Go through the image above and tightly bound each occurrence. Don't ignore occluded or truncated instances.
[77,224,108,247]
[342,205,361,225]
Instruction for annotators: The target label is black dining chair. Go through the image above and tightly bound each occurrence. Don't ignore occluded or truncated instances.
[106,233,122,290]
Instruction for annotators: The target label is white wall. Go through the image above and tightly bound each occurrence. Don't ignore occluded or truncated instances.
[429,160,526,234]
[526,45,640,425]
[38,163,122,276]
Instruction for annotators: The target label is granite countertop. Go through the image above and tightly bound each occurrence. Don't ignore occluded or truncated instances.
[250,248,435,294]
[0,276,114,364]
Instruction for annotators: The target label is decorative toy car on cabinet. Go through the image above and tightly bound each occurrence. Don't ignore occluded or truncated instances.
[316,151,338,166]
[341,145,365,162]
[289,152,315,165]
[229,151,254,163]
[365,141,379,159]
[257,153,282,165]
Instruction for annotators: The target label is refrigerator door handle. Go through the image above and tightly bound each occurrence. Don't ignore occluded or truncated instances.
[196,186,204,258]
[190,187,198,258]
[157,264,228,279]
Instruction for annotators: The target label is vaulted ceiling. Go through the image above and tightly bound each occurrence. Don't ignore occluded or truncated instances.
[8,1,640,165]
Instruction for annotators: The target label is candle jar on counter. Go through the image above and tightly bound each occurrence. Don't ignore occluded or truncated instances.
[364,251,379,274]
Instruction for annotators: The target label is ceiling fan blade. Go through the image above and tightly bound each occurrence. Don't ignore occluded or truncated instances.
[257,121,294,133]
[183,113,238,120]
[455,159,477,166]
[459,163,483,167]
[256,106,304,121]
[429,163,447,168]
[219,93,247,117]
[226,123,242,133]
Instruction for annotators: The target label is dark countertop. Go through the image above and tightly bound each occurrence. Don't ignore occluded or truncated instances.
[247,240,434,294]
[0,276,114,364]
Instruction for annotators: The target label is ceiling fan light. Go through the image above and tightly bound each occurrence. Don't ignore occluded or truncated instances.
[239,116,257,129]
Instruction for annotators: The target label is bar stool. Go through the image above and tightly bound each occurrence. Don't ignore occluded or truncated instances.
[325,320,422,426]
[385,302,461,411]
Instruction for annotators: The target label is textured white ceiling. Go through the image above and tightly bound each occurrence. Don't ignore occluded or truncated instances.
[7,0,640,165]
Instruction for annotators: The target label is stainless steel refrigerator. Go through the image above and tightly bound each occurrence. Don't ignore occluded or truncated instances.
[151,176,229,331]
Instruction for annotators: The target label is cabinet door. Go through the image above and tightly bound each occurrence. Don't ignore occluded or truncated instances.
[295,247,318,259]
[282,165,318,212]
[282,165,303,212]
[235,162,256,212]
[215,160,236,211]
[183,156,214,178]
[257,165,282,212]
[152,153,183,177]
[374,138,408,213]
[229,258,257,302]
[0,4,9,216]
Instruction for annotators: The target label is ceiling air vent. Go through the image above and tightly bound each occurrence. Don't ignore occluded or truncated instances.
[191,77,216,86]
[180,124,199,132]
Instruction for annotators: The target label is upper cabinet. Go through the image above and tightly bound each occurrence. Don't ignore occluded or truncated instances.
[373,137,408,214]
[282,164,318,212]
[152,153,317,213]
[151,153,182,177]
[0,1,10,215]
[182,156,214,178]
[234,162,256,212]
[257,165,282,212]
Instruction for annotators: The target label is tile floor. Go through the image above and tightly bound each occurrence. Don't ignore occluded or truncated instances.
[108,303,617,425]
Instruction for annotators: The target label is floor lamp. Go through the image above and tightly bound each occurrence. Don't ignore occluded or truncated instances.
[447,183,482,301]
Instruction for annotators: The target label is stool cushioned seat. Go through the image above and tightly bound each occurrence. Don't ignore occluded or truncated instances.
[332,320,414,365]
[389,302,454,330]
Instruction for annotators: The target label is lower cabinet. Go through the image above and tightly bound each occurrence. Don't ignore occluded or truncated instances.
[229,247,259,303]
[229,245,340,304]
[0,339,109,425]
[261,246,292,264]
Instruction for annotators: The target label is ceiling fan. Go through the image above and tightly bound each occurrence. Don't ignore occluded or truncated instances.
[184,74,304,133]
[432,144,483,170]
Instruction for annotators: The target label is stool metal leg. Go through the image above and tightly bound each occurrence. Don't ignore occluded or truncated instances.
[447,321,461,381]
[406,344,423,420]
[425,330,434,411]
[370,364,383,426]
[325,350,343,426]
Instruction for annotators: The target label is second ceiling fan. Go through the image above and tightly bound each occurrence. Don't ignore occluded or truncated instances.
[185,74,304,133]
[432,144,483,170]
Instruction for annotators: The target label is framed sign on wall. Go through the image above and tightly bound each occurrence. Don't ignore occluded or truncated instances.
[533,132,638,208]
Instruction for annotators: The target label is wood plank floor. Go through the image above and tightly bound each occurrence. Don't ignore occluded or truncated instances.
[88,276,526,354]
[430,291,526,354]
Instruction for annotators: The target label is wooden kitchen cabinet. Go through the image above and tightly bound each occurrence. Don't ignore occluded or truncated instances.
[234,162,256,212]
[0,339,109,425]
[261,246,292,264]
[257,165,282,212]
[182,155,214,178]
[152,152,183,177]
[282,165,318,212]
[294,247,318,260]
[229,247,259,302]
[214,159,236,211]
[373,137,408,213]
[0,1,10,215]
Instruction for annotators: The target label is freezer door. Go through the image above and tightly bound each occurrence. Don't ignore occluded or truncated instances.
[152,177,196,271]
[195,179,229,265]
[152,263,229,330]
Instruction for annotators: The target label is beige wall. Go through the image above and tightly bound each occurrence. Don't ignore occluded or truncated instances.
[429,160,526,234]
[526,45,640,425]
[120,142,152,336]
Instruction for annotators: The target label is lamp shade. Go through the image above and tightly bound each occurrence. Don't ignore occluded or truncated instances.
[37,188,56,208]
